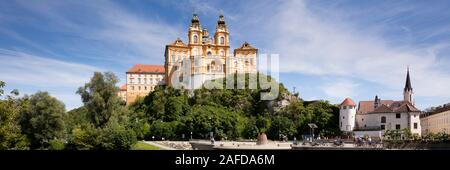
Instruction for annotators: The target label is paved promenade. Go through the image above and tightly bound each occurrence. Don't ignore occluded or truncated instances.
[143,141,176,150]
[144,140,385,150]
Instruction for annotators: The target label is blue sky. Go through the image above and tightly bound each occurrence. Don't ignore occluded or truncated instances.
[1,0,450,110]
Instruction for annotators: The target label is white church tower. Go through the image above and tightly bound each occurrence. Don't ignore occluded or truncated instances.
[339,98,357,132]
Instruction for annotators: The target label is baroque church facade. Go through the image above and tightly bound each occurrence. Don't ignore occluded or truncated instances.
[339,68,422,137]
[164,14,258,88]
[119,14,258,104]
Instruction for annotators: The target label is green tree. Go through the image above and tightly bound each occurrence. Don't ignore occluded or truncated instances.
[242,117,259,139]
[149,120,180,140]
[70,72,136,150]
[19,91,65,149]
[99,120,137,150]
[48,139,65,150]
[143,86,190,122]
[128,72,341,141]
[128,97,152,140]
[268,115,296,139]
[276,101,311,136]
[182,105,245,140]
[64,107,90,134]
[77,72,123,128]
[66,125,98,150]
[307,101,340,137]
[0,81,5,96]
[0,83,29,150]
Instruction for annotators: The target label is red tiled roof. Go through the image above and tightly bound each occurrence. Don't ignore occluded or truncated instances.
[127,64,165,74]
[357,100,394,114]
[394,102,420,112]
[358,100,421,114]
[340,98,356,106]
[119,84,127,91]
[372,104,393,113]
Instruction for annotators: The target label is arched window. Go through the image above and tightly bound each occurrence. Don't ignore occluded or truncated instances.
[220,50,225,56]
[207,51,212,56]
[381,116,386,123]
[220,36,225,45]
[210,61,216,72]
[193,35,198,43]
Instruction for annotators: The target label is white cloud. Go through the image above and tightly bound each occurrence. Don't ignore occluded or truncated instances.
[11,0,181,63]
[92,1,181,59]
[0,0,184,109]
[0,27,60,57]
[263,0,450,99]
[322,80,359,100]
[0,49,103,109]
[0,49,101,87]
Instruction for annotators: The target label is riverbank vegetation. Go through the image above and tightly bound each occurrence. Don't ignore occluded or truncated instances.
[0,72,341,150]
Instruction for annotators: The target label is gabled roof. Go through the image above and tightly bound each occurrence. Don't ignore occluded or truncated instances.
[395,102,420,112]
[234,42,258,56]
[360,100,421,114]
[389,101,405,109]
[168,38,187,47]
[235,42,256,50]
[357,100,394,114]
[127,64,165,74]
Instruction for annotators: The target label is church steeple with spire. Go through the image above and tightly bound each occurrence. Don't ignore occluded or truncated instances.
[403,66,414,105]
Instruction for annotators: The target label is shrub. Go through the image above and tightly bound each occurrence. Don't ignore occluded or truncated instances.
[48,139,65,150]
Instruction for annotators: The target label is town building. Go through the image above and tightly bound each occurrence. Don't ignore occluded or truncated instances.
[164,14,258,88]
[118,84,127,102]
[119,64,165,105]
[339,68,422,138]
[421,104,450,135]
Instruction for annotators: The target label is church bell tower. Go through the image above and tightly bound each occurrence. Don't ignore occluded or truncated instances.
[403,67,414,105]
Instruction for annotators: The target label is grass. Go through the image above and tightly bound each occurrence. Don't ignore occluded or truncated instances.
[131,141,163,150]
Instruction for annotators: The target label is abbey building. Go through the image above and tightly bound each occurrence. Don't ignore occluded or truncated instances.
[119,14,258,104]
[339,68,422,138]
[164,14,258,88]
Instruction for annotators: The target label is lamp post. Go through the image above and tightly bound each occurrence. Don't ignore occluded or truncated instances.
[308,123,318,142]
[209,117,214,144]
[190,132,193,140]
[278,130,281,141]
